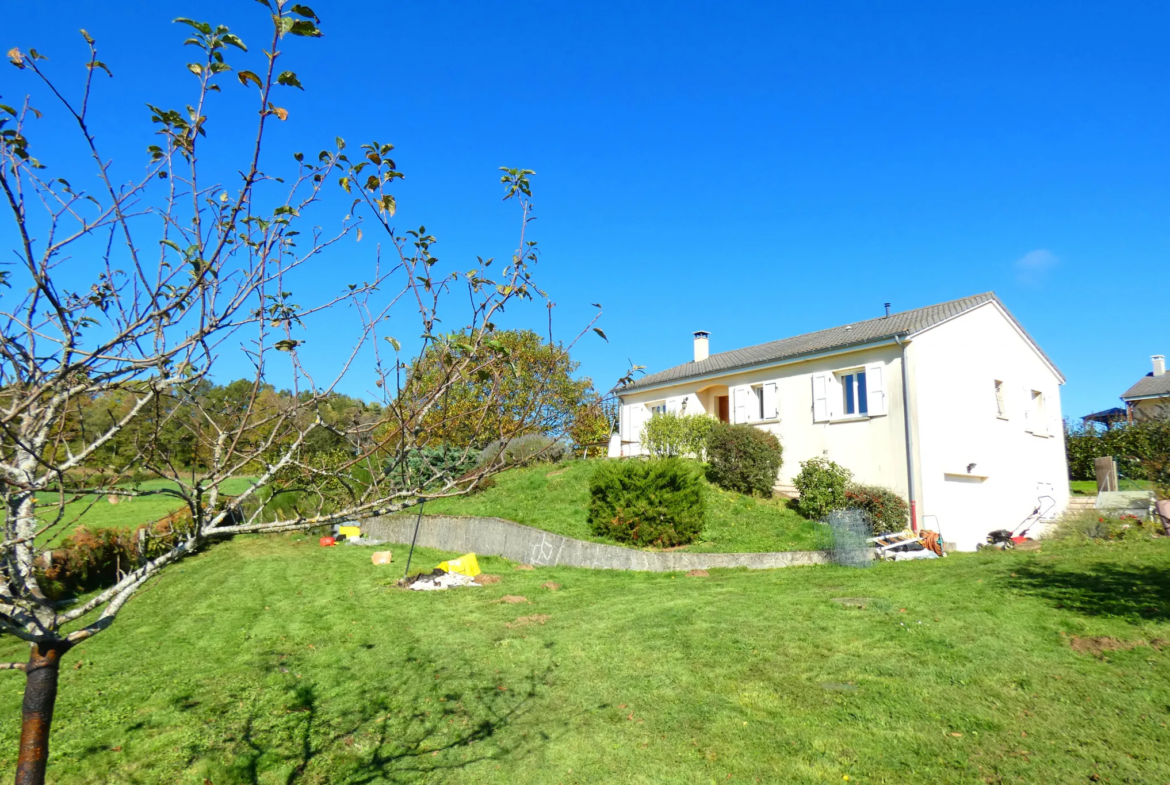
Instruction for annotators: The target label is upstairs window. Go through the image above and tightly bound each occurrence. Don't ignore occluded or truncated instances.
[650,402,667,417]
[838,370,868,416]
[994,380,1007,418]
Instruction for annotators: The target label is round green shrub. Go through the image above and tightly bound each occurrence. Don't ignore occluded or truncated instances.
[588,458,705,547]
[793,457,852,520]
[704,421,783,496]
[844,483,909,534]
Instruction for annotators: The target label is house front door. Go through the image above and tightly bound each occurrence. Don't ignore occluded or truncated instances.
[718,395,730,422]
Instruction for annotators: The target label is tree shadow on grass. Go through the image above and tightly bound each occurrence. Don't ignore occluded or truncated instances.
[1006,561,1170,623]
[215,646,560,784]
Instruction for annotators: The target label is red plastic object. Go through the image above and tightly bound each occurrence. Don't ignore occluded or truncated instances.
[319,536,336,547]
[1011,536,1028,544]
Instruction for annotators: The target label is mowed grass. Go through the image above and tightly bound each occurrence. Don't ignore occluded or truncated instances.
[35,478,259,544]
[425,459,828,552]
[1,536,1168,783]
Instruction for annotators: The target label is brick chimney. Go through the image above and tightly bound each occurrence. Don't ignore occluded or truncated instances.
[693,331,709,363]
[1154,354,1166,377]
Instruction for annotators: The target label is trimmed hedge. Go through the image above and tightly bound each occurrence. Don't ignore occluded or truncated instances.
[704,421,783,497]
[845,484,909,535]
[588,458,705,547]
[641,412,713,459]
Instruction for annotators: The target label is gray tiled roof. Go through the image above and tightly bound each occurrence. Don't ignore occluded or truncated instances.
[620,292,1059,393]
[1121,374,1170,400]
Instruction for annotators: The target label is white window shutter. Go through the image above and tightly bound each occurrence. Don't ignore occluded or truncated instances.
[1022,388,1033,433]
[864,363,887,416]
[666,396,682,415]
[734,386,748,424]
[812,374,830,422]
[763,382,779,420]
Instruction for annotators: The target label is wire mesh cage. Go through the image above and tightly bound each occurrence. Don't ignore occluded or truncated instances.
[826,508,874,568]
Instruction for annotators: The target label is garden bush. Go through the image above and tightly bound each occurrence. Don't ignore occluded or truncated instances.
[38,513,198,600]
[704,421,783,496]
[844,484,909,535]
[641,413,713,459]
[793,457,853,520]
[1064,416,1170,481]
[477,434,567,468]
[588,458,705,547]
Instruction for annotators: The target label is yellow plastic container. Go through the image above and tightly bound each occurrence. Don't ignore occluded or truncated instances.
[436,553,481,577]
[337,525,362,540]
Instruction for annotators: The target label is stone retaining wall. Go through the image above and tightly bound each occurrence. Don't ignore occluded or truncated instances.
[362,514,830,572]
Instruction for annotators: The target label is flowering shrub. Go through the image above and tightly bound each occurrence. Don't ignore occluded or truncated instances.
[844,484,910,535]
[1047,511,1161,542]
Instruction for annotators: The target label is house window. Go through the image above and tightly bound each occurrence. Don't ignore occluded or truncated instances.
[1031,390,1047,436]
[752,386,765,420]
[994,380,1007,418]
[838,370,868,416]
[650,402,667,417]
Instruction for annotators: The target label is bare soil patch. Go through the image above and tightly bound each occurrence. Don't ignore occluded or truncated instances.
[474,574,502,585]
[541,582,561,591]
[506,614,551,628]
[498,595,529,604]
[685,569,709,577]
[1068,636,1159,655]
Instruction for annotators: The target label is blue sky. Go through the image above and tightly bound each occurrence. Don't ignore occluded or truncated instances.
[4,1,1168,420]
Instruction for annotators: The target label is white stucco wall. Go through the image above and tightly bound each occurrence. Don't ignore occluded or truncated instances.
[908,302,1069,550]
[618,342,911,496]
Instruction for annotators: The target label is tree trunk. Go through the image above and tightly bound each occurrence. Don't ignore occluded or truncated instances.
[16,641,71,785]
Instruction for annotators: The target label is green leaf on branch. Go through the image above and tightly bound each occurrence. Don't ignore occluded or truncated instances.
[87,60,113,76]
[237,70,262,88]
[279,17,322,37]
[160,239,181,252]
[290,4,320,21]
[379,194,396,215]
[221,33,247,51]
[80,29,95,45]
[187,63,203,76]
[174,18,213,35]
[385,336,401,352]
[593,328,608,342]
[274,339,302,352]
[276,70,303,89]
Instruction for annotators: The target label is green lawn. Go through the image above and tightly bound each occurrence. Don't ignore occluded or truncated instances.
[1069,479,1154,496]
[424,459,828,552]
[35,478,259,544]
[1,535,1168,783]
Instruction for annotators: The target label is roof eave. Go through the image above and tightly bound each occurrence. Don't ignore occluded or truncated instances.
[613,335,908,397]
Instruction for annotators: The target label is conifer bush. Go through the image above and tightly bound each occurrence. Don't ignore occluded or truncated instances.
[704,421,783,496]
[588,458,705,547]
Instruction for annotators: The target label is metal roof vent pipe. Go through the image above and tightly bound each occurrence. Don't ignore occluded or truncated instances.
[1154,354,1166,377]
[884,302,891,318]
[693,331,710,363]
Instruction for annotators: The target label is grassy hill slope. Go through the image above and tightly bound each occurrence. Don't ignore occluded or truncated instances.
[423,459,828,552]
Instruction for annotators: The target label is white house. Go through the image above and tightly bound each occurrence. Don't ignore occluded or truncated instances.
[611,293,1069,550]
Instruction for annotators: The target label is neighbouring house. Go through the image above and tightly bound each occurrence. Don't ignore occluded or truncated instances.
[1121,355,1170,422]
[610,293,1070,551]
[1081,407,1128,430]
